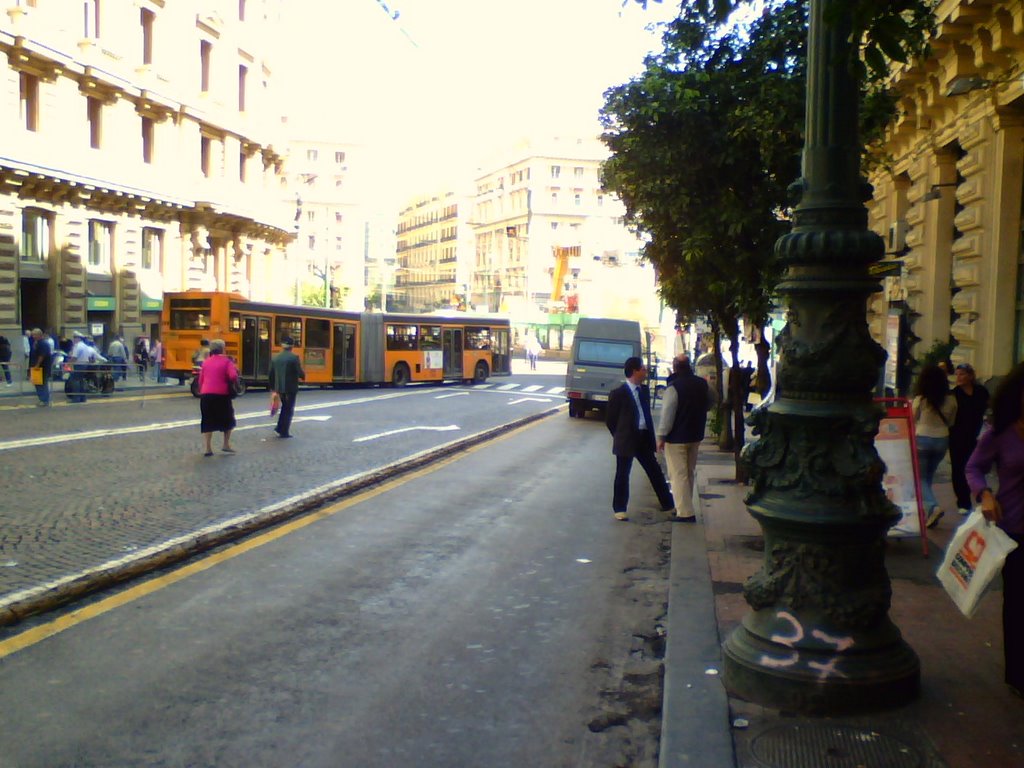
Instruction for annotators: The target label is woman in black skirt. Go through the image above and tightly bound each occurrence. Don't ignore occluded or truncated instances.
[197,339,239,456]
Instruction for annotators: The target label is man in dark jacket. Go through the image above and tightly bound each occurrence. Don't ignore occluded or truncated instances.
[656,355,714,522]
[268,336,305,438]
[606,356,674,521]
[949,362,990,515]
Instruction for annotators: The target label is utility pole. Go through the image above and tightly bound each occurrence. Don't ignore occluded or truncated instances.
[721,0,919,714]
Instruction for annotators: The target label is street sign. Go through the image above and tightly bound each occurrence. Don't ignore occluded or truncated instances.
[869,260,902,278]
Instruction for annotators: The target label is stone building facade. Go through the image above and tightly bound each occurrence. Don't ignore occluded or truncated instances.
[395,190,474,313]
[867,0,1024,384]
[471,136,652,319]
[0,1,293,355]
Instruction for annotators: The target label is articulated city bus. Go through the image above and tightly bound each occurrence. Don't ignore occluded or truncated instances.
[161,291,512,389]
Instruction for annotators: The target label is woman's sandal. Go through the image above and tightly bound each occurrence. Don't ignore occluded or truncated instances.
[203,451,214,457]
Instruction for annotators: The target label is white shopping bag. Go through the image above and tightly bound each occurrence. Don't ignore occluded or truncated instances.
[937,509,1019,617]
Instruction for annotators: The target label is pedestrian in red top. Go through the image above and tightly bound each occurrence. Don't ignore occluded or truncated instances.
[197,339,239,456]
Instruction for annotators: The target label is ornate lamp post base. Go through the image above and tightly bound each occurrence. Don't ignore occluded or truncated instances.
[724,623,919,715]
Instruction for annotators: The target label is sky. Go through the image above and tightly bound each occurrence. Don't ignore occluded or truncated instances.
[279,0,681,204]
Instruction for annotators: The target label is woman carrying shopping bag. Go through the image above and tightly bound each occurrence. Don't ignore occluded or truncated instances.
[967,363,1024,699]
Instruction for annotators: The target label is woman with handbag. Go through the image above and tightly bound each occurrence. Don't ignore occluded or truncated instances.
[913,363,958,529]
[197,339,239,457]
[967,363,1024,699]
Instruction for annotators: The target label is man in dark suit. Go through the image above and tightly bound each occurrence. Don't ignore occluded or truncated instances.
[268,336,305,438]
[606,356,674,521]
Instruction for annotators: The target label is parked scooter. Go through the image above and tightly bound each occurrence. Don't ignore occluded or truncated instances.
[64,361,115,398]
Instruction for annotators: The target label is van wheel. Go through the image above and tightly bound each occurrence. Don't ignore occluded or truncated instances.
[473,361,489,384]
[392,362,411,387]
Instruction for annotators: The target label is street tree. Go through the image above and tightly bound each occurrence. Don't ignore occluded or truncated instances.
[601,2,808,471]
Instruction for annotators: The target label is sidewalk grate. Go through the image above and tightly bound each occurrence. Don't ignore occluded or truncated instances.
[749,724,924,767]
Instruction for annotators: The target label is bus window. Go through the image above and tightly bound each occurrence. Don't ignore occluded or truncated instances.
[169,298,212,330]
[466,326,492,350]
[420,326,441,351]
[386,324,418,351]
[306,318,330,348]
[276,316,302,346]
[229,312,242,332]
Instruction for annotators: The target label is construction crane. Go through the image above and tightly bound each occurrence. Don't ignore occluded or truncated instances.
[551,245,580,306]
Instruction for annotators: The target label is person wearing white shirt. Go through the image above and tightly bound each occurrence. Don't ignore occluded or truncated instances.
[67,332,94,403]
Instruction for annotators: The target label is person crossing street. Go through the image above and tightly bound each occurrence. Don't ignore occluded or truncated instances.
[268,336,305,439]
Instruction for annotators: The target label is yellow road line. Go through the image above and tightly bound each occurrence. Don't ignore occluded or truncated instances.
[0,418,541,659]
[0,390,189,411]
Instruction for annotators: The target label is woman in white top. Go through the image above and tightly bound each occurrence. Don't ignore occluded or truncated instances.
[912,363,958,529]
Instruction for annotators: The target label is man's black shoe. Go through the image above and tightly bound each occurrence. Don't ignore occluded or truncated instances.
[672,515,697,523]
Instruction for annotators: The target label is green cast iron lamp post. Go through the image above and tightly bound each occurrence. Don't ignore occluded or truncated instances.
[720,0,921,714]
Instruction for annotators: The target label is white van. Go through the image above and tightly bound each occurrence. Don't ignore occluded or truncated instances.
[565,318,643,418]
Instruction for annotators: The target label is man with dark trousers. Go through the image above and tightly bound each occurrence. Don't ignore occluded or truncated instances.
[606,356,674,521]
[268,336,305,438]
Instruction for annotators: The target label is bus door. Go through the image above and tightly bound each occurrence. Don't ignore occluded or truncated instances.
[493,328,511,374]
[241,316,271,379]
[442,328,463,378]
[332,322,357,381]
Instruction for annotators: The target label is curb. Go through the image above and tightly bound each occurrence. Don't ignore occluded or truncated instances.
[0,404,564,627]
[659,470,736,768]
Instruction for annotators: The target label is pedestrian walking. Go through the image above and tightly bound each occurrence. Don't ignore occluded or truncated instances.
[30,328,51,406]
[0,335,12,386]
[606,356,674,521]
[525,335,541,371]
[150,338,165,383]
[133,337,149,381]
[966,362,1024,699]
[197,339,238,456]
[268,336,305,438]
[656,355,714,522]
[106,335,128,381]
[912,363,958,529]
[949,362,990,516]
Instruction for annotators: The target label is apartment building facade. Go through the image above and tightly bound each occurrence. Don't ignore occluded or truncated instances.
[286,138,369,311]
[0,0,293,352]
[471,136,655,320]
[866,0,1024,384]
[394,190,473,312]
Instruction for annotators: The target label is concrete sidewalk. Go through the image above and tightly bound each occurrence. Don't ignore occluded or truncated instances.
[0,371,185,405]
[660,439,1023,768]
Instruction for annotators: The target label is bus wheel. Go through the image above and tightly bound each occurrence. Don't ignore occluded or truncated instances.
[473,361,489,384]
[392,362,411,387]
[233,379,247,397]
[190,378,201,398]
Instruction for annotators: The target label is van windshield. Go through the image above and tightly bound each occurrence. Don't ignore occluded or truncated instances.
[577,340,635,366]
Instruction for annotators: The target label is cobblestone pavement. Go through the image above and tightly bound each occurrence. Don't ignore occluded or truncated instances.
[0,375,568,616]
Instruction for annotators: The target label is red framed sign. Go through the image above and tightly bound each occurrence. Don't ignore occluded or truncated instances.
[875,397,929,557]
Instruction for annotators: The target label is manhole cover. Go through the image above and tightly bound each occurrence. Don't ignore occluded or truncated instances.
[749,724,924,768]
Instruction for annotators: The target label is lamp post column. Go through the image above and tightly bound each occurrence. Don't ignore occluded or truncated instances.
[721,0,920,714]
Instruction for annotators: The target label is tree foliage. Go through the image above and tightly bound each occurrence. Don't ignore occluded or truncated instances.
[602,0,806,337]
[631,0,933,81]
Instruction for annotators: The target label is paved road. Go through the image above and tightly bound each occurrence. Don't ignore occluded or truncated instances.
[0,371,569,614]
[0,407,671,768]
